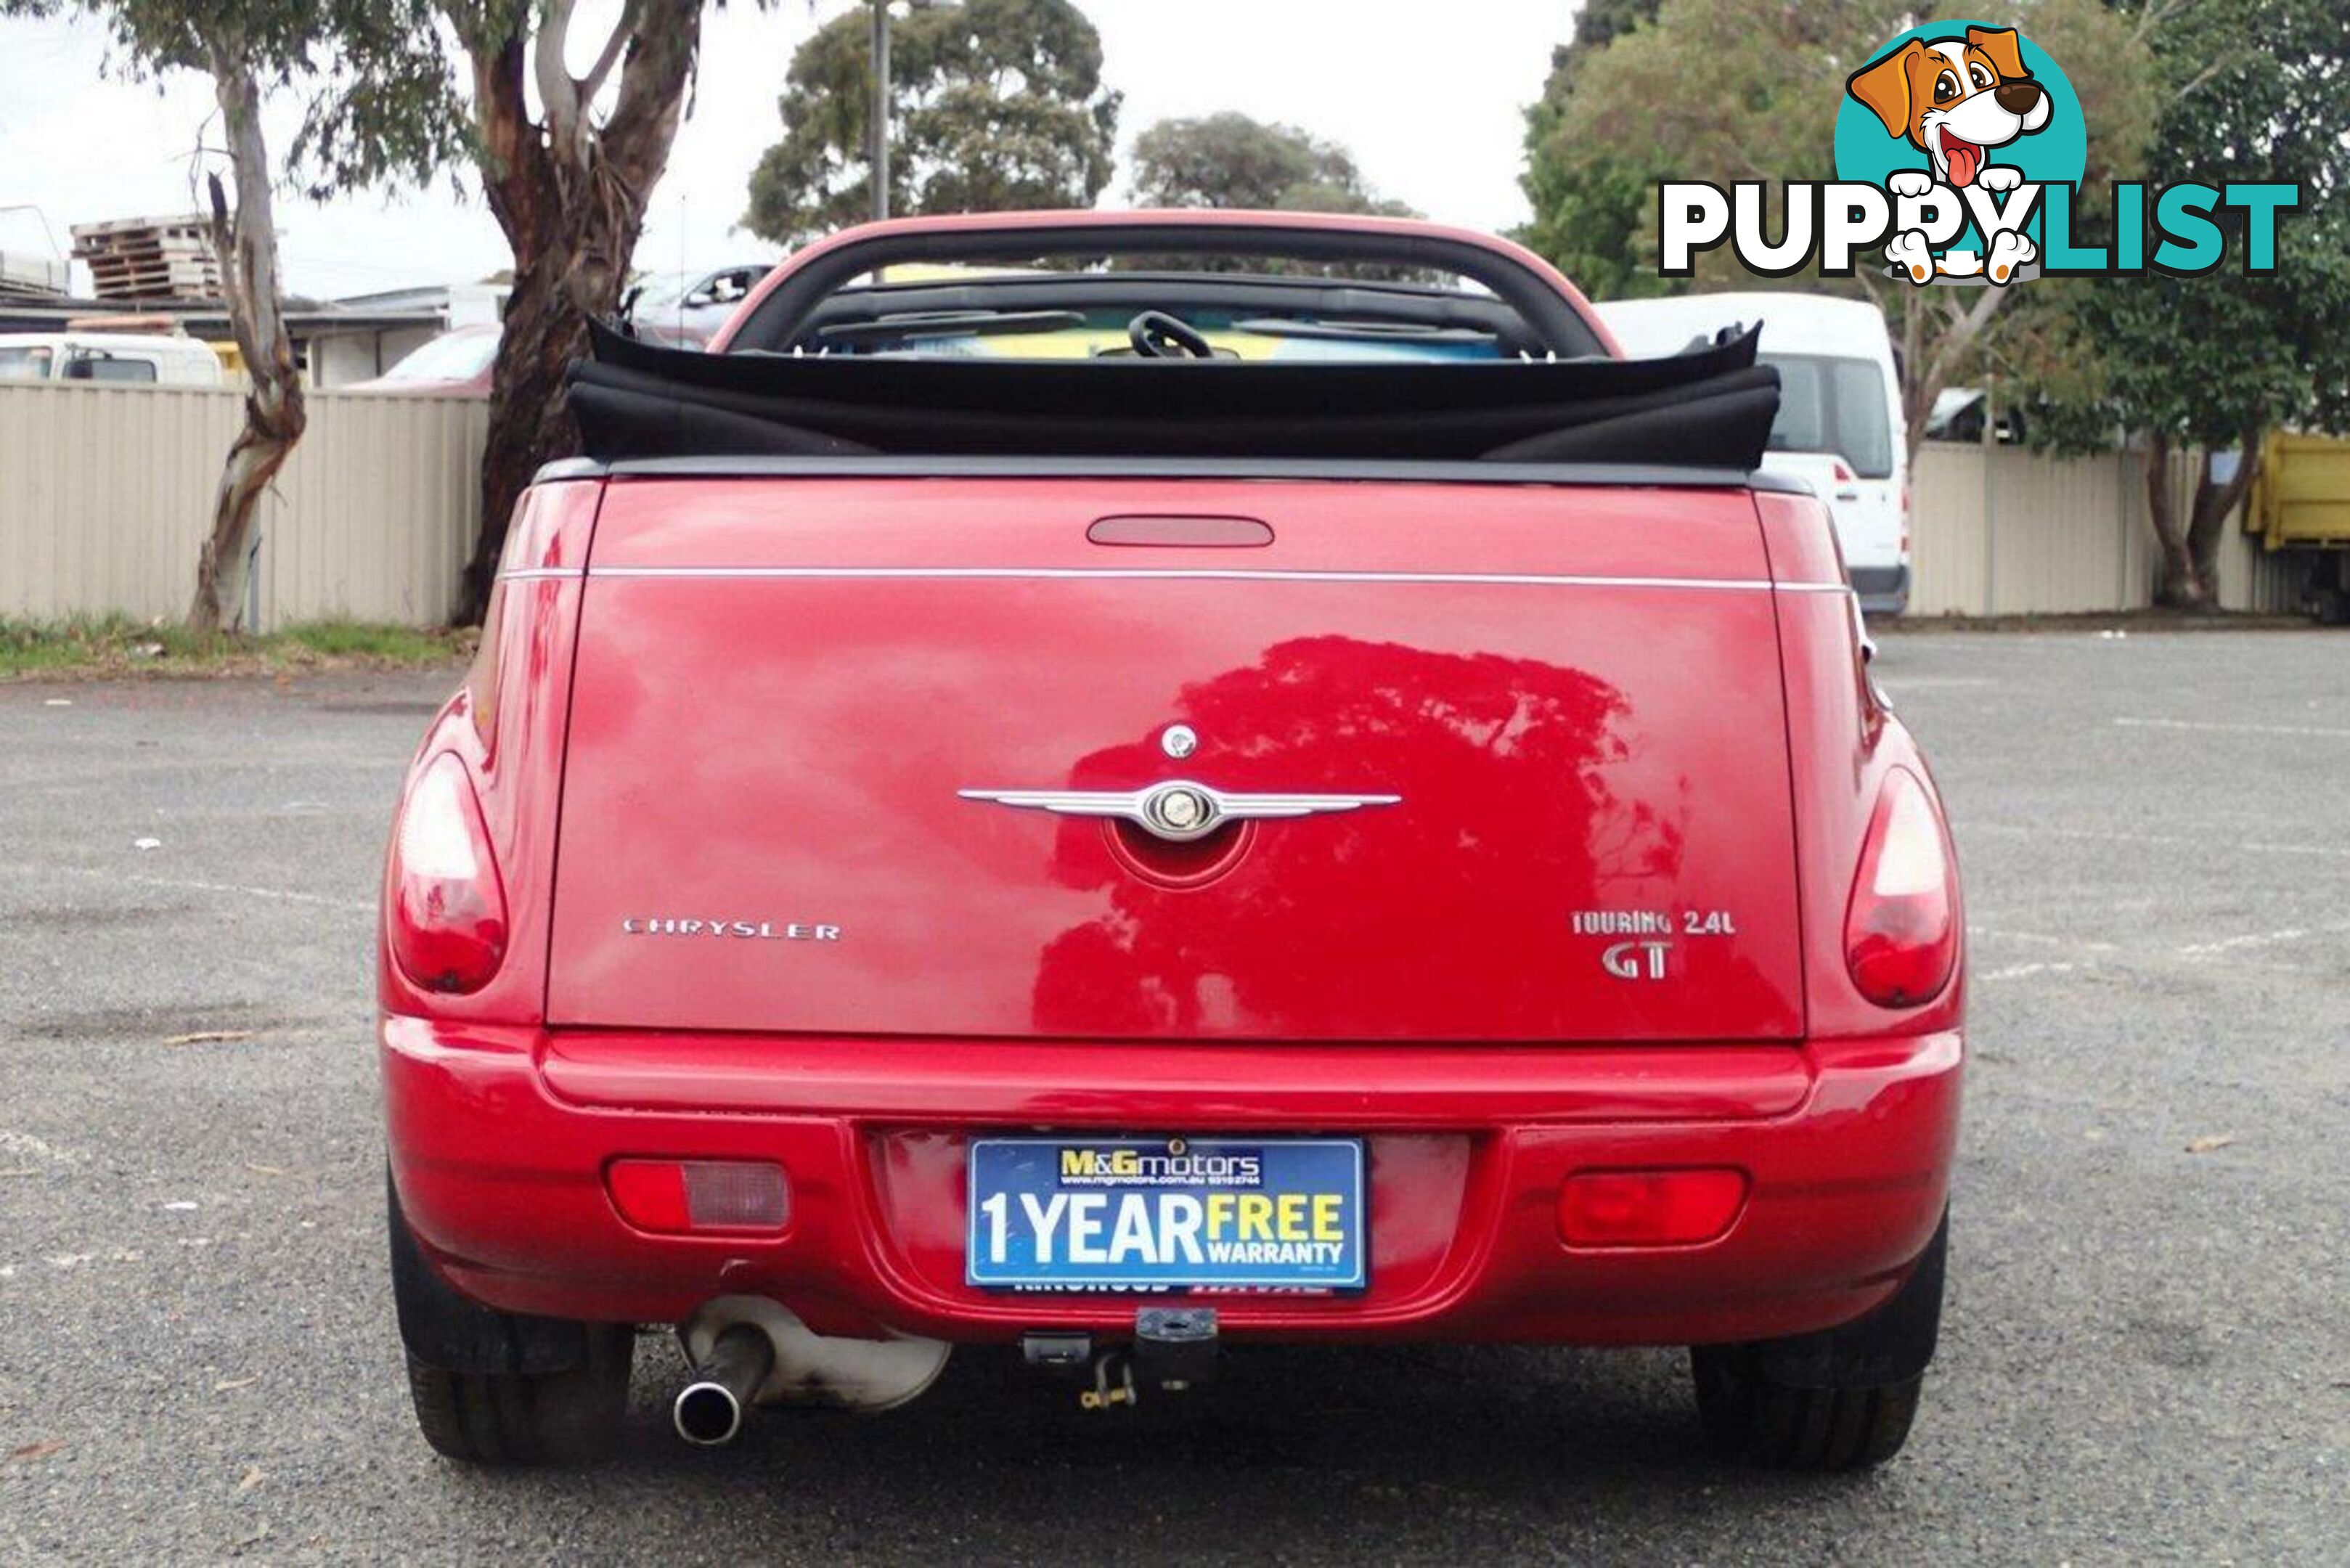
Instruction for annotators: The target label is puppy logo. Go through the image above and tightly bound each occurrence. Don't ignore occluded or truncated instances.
[1830,22,2086,287]
[1848,28,2050,193]
[1847,26,2053,285]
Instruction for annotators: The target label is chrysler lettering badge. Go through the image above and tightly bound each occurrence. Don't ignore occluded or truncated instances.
[621,918,841,940]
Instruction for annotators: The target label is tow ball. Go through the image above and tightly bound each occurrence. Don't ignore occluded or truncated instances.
[1032,1307,1220,1411]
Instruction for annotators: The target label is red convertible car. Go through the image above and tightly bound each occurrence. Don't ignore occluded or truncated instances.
[380,211,1963,1471]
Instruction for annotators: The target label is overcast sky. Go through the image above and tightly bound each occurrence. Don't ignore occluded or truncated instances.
[0,1,1573,301]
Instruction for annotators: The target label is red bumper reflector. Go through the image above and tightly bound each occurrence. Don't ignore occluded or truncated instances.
[1557,1167,1748,1248]
[608,1160,791,1233]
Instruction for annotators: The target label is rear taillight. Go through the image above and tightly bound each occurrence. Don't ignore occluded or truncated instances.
[388,754,507,993]
[1844,767,1957,1008]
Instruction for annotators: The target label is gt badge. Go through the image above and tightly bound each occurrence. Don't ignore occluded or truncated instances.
[1602,939,1673,981]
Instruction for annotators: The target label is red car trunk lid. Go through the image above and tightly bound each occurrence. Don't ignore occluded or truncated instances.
[546,477,1805,1042]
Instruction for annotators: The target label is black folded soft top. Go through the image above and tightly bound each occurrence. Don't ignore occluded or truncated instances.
[565,317,1780,471]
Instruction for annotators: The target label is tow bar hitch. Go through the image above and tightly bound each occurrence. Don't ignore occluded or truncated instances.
[1133,1307,1218,1390]
[1064,1307,1220,1410]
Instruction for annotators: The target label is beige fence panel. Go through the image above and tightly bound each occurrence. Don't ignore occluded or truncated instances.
[256,392,486,630]
[0,385,237,624]
[1907,444,1989,615]
[0,383,482,632]
[1909,442,2292,616]
[0,384,2311,626]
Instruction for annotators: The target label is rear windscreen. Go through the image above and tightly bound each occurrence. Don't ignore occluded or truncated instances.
[1764,354,1893,478]
[831,300,1510,364]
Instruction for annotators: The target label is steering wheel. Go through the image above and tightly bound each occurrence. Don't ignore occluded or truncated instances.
[1127,310,1216,359]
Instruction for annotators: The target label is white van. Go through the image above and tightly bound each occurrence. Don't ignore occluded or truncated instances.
[1596,293,1910,616]
[0,331,226,388]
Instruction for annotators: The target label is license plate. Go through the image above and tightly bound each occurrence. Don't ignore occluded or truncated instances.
[966,1136,1366,1291]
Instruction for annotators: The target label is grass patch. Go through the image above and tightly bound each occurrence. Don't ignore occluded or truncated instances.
[0,614,472,679]
[275,621,460,661]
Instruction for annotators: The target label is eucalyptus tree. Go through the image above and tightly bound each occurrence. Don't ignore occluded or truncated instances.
[743,0,1119,248]
[2017,0,2350,608]
[2,0,349,629]
[303,0,730,619]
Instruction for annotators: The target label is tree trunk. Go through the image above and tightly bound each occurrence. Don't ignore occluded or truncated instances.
[189,46,306,632]
[2144,429,2263,611]
[2185,427,2261,610]
[465,201,618,623]
[1898,290,1927,457]
[1902,284,2015,463]
[2144,433,2203,609]
[455,6,706,624]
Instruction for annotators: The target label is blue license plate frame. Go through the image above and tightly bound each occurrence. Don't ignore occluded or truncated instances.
[966,1135,1367,1291]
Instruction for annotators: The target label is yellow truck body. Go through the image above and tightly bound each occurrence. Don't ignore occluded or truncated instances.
[2252,433,2350,550]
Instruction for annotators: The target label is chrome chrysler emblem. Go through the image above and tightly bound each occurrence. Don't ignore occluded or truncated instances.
[1160,724,1199,760]
[958,777,1400,844]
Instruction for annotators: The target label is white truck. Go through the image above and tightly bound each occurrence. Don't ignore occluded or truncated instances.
[1596,293,1911,616]
[0,330,226,388]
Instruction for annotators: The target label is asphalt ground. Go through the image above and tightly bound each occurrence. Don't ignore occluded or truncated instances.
[1,629,2343,1562]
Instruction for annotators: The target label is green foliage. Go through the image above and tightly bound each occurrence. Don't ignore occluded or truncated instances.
[0,0,456,193]
[2,0,311,76]
[1129,112,1413,216]
[1515,0,2159,298]
[2022,0,2350,452]
[1514,0,1664,299]
[743,0,1121,246]
[287,0,468,198]
[1518,0,1919,296]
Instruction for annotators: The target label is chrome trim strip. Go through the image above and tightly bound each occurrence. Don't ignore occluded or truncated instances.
[960,779,1401,844]
[496,567,587,581]
[583,565,1852,592]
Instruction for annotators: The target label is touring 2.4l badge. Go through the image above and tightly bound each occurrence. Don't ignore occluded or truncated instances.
[1572,907,1740,981]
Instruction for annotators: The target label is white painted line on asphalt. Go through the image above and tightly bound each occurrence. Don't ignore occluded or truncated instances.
[1964,822,2350,860]
[0,1129,79,1166]
[1978,961,2087,983]
[1967,926,2121,952]
[2114,716,2350,739]
[2175,921,2350,958]
[8,861,375,915]
[115,874,375,915]
[1972,919,2349,982]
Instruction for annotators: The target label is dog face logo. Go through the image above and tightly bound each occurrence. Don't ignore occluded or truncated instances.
[1833,22,2084,287]
[1847,28,2052,192]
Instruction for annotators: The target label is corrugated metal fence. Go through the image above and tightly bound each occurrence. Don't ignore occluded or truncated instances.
[0,385,2303,627]
[0,384,484,632]
[1909,441,2298,615]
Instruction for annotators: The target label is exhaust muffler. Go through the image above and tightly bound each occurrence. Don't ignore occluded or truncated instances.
[672,1323,776,1447]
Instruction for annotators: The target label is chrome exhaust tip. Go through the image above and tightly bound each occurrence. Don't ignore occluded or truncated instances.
[673,1379,745,1447]
[672,1323,774,1447]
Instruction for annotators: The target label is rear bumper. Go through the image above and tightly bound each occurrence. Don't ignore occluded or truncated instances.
[1850,563,1910,617]
[383,1018,1960,1347]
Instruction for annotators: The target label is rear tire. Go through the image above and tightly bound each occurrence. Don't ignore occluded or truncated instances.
[403,1327,635,1466]
[388,1169,633,1464]
[1689,1212,1946,1471]
[1689,1346,1921,1470]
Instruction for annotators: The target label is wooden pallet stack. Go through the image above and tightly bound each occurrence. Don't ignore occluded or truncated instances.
[69,214,222,303]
